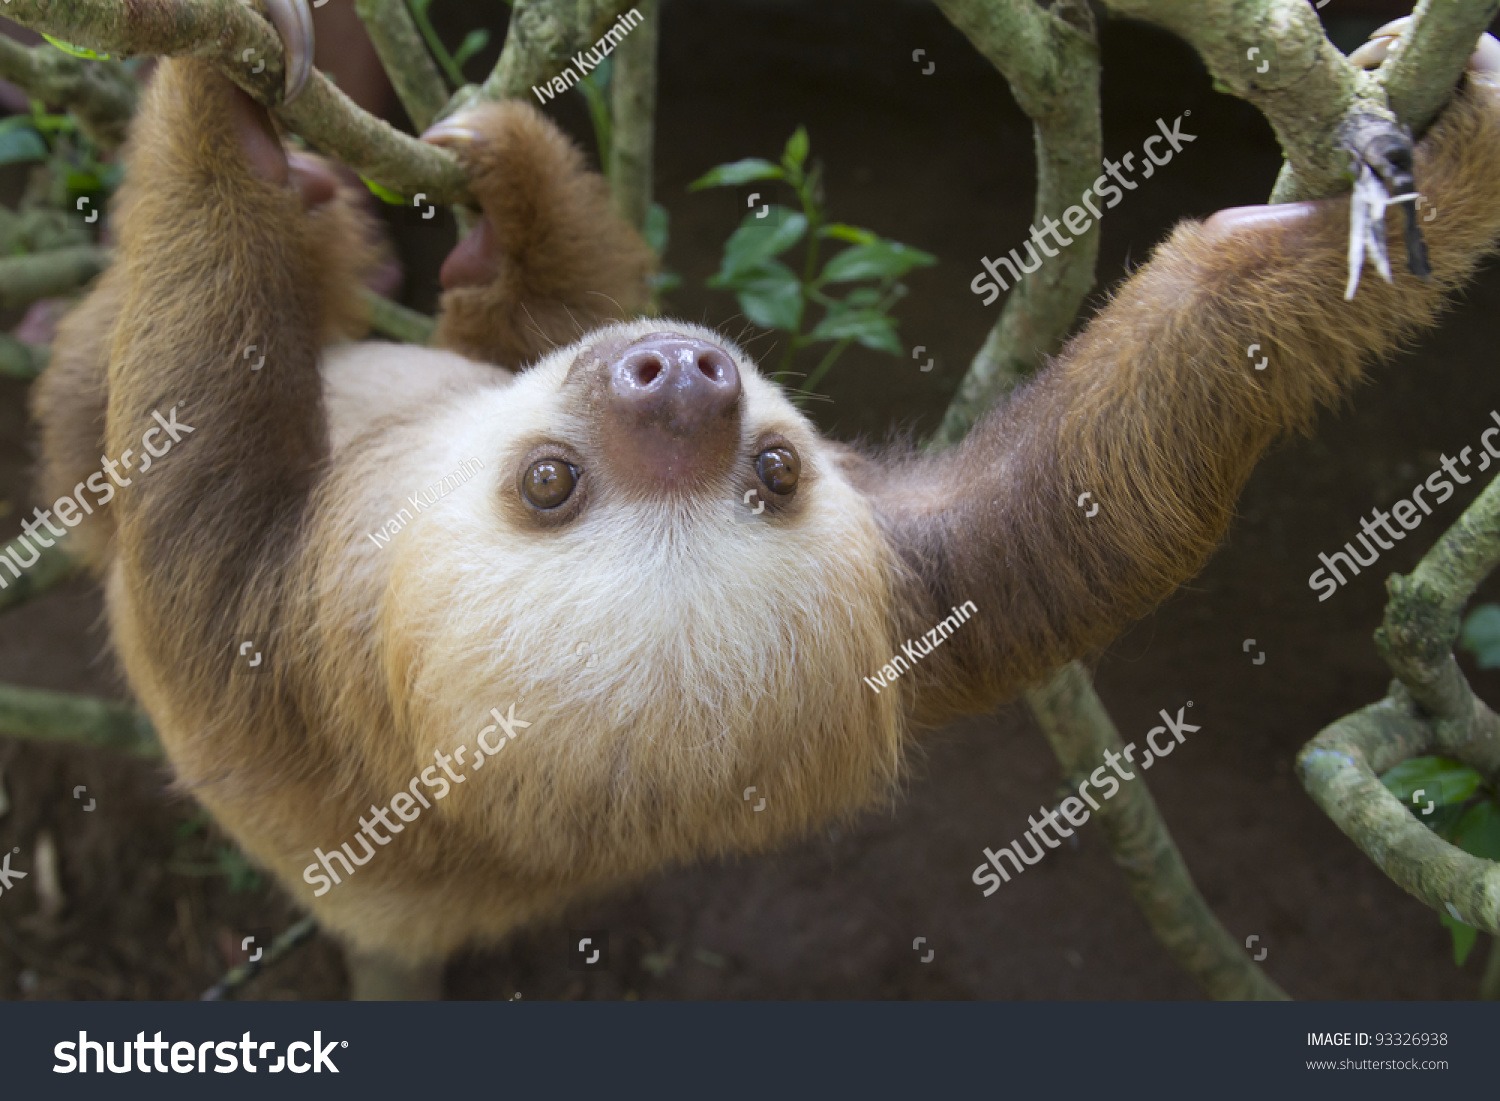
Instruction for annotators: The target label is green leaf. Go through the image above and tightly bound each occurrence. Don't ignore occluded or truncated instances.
[644,202,670,257]
[732,260,803,331]
[819,239,937,284]
[689,158,784,190]
[41,33,110,60]
[1460,604,1500,668]
[0,128,46,167]
[65,169,102,193]
[1440,910,1479,967]
[809,304,901,354]
[711,209,807,284]
[818,222,878,246]
[451,28,491,70]
[649,270,682,294]
[408,0,435,15]
[1452,799,1500,861]
[1380,756,1484,808]
[360,176,407,205]
[782,126,809,174]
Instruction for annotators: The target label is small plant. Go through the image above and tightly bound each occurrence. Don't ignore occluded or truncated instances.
[689,127,935,401]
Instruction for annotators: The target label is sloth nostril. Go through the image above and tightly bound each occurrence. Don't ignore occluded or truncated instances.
[633,357,665,387]
[697,354,720,381]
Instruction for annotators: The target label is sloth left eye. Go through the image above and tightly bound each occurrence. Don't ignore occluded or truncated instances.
[756,446,799,495]
[523,459,577,509]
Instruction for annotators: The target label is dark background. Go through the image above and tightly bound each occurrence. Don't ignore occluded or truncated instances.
[3,0,1500,1000]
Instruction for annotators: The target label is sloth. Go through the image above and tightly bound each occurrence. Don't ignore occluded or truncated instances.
[26,15,1500,996]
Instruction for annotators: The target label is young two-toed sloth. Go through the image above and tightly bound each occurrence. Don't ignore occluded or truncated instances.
[27,27,1500,994]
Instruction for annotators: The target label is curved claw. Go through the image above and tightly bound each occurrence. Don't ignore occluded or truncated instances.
[420,114,483,150]
[264,0,314,105]
[1348,35,1396,71]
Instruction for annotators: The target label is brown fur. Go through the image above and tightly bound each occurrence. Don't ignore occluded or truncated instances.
[28,55,1500,973]
[869,72,1500,728]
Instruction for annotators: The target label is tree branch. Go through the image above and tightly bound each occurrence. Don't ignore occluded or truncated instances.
[1380,0,1500,138]
[352,0,449,133]
[0,33,135,148]
[362,287,435,345]
[1298,692,1500,935]
[477,0,641,104]
[608,0,658,231]
[1098,0,1498,202]
[1032,664,1290,999]
[0,0,469,203]
[0,536,75,611]
[0,335,48,380]
[932,0,1282,1000]
[0,683,160,757]
[930,0,1101,445]
[0,244,107,309]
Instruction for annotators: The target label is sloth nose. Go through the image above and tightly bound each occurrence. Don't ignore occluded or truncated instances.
[600,334,742,492]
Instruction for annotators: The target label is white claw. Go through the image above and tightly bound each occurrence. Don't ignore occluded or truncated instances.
[1472,33,1500,77]
[1348,35,1397,71]
[420,115,483,148]
[1370,16,1412,42]
[264,0,315,105]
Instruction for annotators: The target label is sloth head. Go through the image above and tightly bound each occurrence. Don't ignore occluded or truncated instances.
[375,319,907,880]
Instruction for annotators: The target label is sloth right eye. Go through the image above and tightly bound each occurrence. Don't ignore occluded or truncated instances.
[522,459,577,509]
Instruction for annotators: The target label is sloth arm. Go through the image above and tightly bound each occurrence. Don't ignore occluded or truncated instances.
[427,100,655,367]
[870,71,1500,729]
[103,58,374,684]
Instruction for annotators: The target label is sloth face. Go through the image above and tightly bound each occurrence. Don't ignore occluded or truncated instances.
[373,319,907,873]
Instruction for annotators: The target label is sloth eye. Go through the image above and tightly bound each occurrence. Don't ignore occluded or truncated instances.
[755,446,799,496]
[523,459,577,509]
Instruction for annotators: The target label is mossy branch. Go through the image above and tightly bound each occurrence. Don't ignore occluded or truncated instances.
[1097,0,1499,202]
[0,0,469,203]
[1298,467,1500,936]
[608,0,658,231]
[0,34,136,148]
[0,244,108,310]
[362,288,436,345]
[0,683,160,758]
[929,0,1101,446]
[0,536,76,611]
[1299,693,1500,935]
[933,0,1283,1000]
[1032,664,1289,999]
[0,335,49,380]
[352,0,450,133]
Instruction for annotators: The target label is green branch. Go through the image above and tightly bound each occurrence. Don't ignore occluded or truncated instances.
[931,0,1282,1001]
[929,0,1101,444]
[0,683,160,757]
[608,0,658,231]
[0,34,135,148]
[0,536,76,612]
[0,0,469,204]
[0,245,108,310]
[1032,665,1289,999]
[362,288,436,345]
[352,0,450,132]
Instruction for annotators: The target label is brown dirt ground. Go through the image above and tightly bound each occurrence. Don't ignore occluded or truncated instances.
[2,1,1499,1000]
